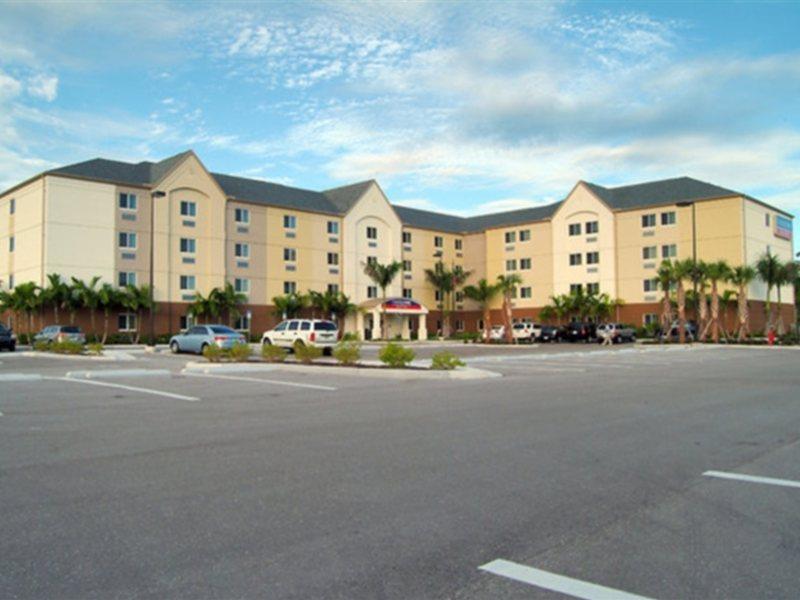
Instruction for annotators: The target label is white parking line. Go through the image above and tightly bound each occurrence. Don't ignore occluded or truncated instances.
[52,377,199,401]
[0,373,43,382]
[479,559,653,600]
[183,372,337,391]
[703,470,800,489]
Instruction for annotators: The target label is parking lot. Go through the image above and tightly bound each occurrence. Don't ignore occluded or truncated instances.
[1,343,799,598]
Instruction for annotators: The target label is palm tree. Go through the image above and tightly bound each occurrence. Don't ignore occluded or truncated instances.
[71,276,101,339]
[687,260,709,333]
[363,259,403,339]
[189,290,212,324]
[699,260,731,343]
[97,283,121,344]
[62,282,82,326]
[728,265,756,341]
[719,289,737,339]
[424,262,453,337]
[120,285,152,343]
[756,251,782,334]
[14,282,41,338]
[550,294,571,325]
[43,273,69,324]
[496,273,522,343]
[463,278,500,342]
[328,292,357,334]
[672,259,694,344]
[773,260,792,335]
[272,293,307,319]
[656,261,676,336]
[213,283,247,327]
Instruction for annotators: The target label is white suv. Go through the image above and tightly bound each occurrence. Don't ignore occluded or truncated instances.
[262,319,339,354]
[512,322,542,343]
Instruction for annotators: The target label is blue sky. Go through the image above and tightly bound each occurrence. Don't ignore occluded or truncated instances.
[1,1,798,241]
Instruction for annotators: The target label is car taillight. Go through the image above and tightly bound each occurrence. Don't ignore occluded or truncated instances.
[57,333,65,341]
[310,332,316,342]
[214,336,226,341]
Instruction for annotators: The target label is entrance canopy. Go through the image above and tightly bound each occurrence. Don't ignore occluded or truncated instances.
[356,297,429,340]
[358,297,429,315]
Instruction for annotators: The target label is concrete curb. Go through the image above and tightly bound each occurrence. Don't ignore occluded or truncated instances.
[698,343,800,351]
[18,352,116,361]
[182,360,501,380]
[0,373,43,382]
[65,369,171,379]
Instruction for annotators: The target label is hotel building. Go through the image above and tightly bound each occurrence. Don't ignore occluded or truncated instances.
[0,150,794,337]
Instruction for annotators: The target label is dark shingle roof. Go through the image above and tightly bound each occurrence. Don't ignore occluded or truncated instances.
[584,177,742,210]
[323,180,375,213]
[39,152,788,232]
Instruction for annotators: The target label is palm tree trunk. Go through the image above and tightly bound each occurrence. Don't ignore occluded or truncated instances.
[503,295,513,344]
[103,311,109,345]
[677,283,686,344]
[661,290,671,335]
[737,287,749,341]
[776,286,785,335]
[765,287,772,333]
[482,304,491,343]
[90,309,96,341]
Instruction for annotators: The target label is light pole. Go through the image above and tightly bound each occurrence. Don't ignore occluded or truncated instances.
[149,190,166,346]
[676,200,697,322]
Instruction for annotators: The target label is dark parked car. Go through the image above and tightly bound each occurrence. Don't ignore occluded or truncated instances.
[0,324,16,351]
[537,325,562,343]
[33,325,86,344]
[562,321,597,343]
[662,321,697,342]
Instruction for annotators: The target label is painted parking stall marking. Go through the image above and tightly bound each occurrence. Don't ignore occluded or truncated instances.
[703,470,800,490]
[183,372,337,391]
[479,559,654,600]
[53,376,199,402]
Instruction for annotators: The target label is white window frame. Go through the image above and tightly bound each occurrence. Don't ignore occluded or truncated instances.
[434,236,443,248]
[179,275,196,291]
[661,211,676,226]
[520,258,532,270]
[118,271,136,287]
[504,231,516,244]
[119,192,138,210]
[520,286,532,299]
[284,248,297,262]
[569,253,582,266]
[179,237,196,254]
[568,223,582,236]
[284,281,297,294]
[327,252,339,266]
[641,214,656,228]
[234,242,250,258]
[180,201,197,217]
[119,231,137,249]
[505,259,517,271]
[234,207,250,224]
[327,221,339,235]
[283,215,296,229]
[234,278,250,294]
[367,285,378,299]
[118,312,137,332]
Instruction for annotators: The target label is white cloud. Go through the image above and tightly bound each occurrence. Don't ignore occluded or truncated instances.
[27,74,58,101]
[0,71,22,101]
[470,198,547,215]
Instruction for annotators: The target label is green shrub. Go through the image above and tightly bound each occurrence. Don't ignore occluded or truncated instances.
[341,331,360,342]
[33,340,50,352]
[332,340,361,365]
[378,342,415,368]
[86,342,104,356]
[261,343,287,363]
[430,350,465,370]
[228,342,252,362]
[51,340,84,355]
[294,341,323,364]
[202,344,225,362]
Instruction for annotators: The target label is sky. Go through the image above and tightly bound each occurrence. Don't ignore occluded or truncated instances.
[1,0,799,241]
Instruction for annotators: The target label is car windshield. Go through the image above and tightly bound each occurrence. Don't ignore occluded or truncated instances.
[513,324,525,329]
[61,326,80,333]
[314,321,336,331]
[210,326,237,334]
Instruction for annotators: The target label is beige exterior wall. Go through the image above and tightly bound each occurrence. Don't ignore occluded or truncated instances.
[226,200,268,304]
[342,183,402,303]
[0,178,45,288]
[485,221,552,309]
[743,198,794,302]
[401,226,464,309]
[551,183,617,298]
[460,232,486,310]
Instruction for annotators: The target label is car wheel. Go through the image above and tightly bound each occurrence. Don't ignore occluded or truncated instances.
[292,340,304,353]
[323,347,332,356]
[8,343,15,352]
[170,341,180,354]
[200,343,209,355]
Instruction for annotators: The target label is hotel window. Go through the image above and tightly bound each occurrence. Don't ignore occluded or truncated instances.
[179,275,196,291]
[179,314,195,331]
[587,282,600,294]
[234,208,250,223]
[403,231,412,244]
[234,278,249,294]
[284,281,296,294]
[586,251,599,265]
[9,198,15,214]
[119,192,137,210]
[9,236,14,252]
[179,237,196,253]
[569,283,582,294]
[367,286,378,299]
[765,213,771,227]
[180,201,196,217]
[435,290,443,302]
[402,288,412,299]
[455,239,463,250]
[643,278,658,292]
[234,314,250,331]
[506,259,517,271]
[403,260,412,271]
[283,215,296,229]
[367,256,377,266]
[118,232,137,249]
[366,226,378,240]
[520,286,532,299]
[327,252,339,266]
[234,243,249,258]
[504,231,516,244]
[641,214,656,228]
[118,313,136,332]
[327,221,339,234]
[568,223,582,236]
[118,272,136,287]
[569,253,582,266]
[519,229,531,241]
[661,211,676,225]
[455,319,465,331]
[662,244,677,258]
[520,258,532,270]
[510,288,518,299]
[283,248,296,262]
[642,246,657,260]
[434,236,443,248]
[586,221,599,234]
[644,313,659,325]
[8,275,13,289]
[327,283,339,294]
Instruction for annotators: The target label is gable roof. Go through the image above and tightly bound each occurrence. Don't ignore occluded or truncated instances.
[19,151,789,233]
